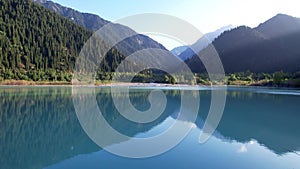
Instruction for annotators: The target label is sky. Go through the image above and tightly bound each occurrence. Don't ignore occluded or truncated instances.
[52,0,300,49]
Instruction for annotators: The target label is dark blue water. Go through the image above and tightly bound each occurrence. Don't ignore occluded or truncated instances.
[0,86,299,169]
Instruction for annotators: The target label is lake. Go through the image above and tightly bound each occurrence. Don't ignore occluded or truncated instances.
[0,86,300,169]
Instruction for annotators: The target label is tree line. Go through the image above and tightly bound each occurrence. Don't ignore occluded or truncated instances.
[0,0,127,82]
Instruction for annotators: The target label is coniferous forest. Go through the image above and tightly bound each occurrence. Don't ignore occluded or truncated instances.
[0,0,300,87]
[0,0,128,82]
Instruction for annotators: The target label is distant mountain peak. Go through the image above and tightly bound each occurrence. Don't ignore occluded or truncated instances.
[264,13,300,25]
[186,13,300,73]
[274,13,294,18]
[256,13,300,38]
[173,25,233,60]
[205,24,234,40]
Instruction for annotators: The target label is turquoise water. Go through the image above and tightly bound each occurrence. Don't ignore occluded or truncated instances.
[0,86,300,169]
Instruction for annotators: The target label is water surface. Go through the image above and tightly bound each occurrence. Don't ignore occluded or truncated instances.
[0,86,299,169]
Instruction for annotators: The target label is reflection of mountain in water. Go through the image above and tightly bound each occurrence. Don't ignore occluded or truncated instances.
[0,87,179,169]
[194,89,300,155]
[1,87,299,169]
[96,88,181,138]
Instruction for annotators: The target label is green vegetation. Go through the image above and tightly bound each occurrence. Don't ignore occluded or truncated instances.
[225,71,300,87]
[0,0,299,88]
[0,0,172,84]
[192,71,300,87]
[0,0,89,79]
[1,70,300,87]
[0,0,128,82]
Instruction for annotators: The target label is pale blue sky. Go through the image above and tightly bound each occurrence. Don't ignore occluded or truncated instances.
[52,0,300,49]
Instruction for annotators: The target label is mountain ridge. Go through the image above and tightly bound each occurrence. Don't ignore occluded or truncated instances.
[0,0,141,81]
[187,13,300,73]
[255,13,300,38]
[174,25,233,60]
[33,0,110,31]
[33,0,167,57]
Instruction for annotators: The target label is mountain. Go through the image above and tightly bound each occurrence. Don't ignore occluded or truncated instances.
[0,0,138,81]
[256,13,300,38]
[201,25,234,42]
[33,0,167,57]
[33,0,109,31]
[0,0,170,82]
[187,14,300,73]
[171,46,189,56]
[173,25,233,60]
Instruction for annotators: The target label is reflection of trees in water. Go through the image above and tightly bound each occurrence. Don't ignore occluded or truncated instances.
[1,87,299,169]
[0,87,98,169]
[0,87,180,169]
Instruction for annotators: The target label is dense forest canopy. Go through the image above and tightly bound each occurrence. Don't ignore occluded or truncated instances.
[0,0,128,81]
[0,0,299,87]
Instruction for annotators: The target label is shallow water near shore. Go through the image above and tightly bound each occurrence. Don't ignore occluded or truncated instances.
[0,86,299,169]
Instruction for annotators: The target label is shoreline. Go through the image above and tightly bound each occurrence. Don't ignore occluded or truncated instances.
[0,80,299,89]
[0,80,71,86]
[0,80,199,87]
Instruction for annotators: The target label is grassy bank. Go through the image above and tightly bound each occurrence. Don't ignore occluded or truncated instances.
[1,71,300,88]
[0,80,71,86]
[1,79,300,88]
